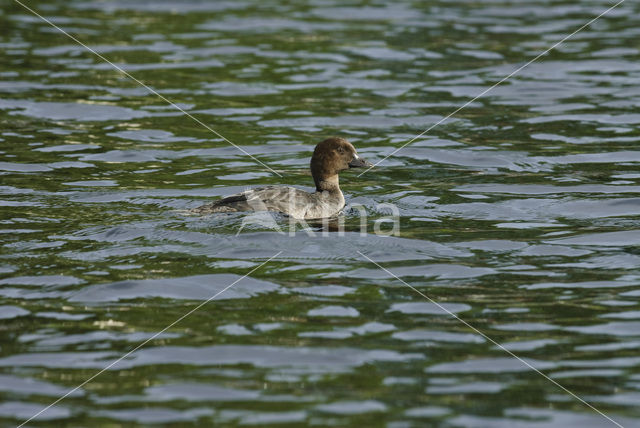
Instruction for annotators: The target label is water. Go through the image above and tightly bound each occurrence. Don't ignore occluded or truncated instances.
[1,0,640,426]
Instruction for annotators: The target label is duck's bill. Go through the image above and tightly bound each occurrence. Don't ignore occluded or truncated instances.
[348,155,373,168]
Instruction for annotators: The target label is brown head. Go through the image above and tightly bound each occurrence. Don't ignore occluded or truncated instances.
[310,137,372,192]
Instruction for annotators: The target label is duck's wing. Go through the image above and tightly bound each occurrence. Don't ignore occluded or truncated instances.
[252,186,319,217]
[191,186,313,216]
[190,188,265,214]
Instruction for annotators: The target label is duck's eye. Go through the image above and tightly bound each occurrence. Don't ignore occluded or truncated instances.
[337,147,345,154]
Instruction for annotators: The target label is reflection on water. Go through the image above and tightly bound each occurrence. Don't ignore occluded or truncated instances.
[1,0,640,426]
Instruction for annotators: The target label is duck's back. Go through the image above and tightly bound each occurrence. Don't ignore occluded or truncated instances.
[192,186,342,219]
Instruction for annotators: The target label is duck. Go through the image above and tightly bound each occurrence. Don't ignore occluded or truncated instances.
[191,137,372,219]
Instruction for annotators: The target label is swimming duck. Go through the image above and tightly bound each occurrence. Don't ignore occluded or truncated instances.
[192,137,372,219]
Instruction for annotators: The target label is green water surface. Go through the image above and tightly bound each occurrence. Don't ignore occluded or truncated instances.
[1,0,640,426]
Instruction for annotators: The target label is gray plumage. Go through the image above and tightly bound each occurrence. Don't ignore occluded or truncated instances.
[192,137,371,219]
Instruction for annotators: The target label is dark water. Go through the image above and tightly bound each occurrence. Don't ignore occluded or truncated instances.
[1,0,640,426]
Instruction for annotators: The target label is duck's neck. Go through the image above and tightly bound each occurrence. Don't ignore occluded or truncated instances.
[314,174,341,193]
